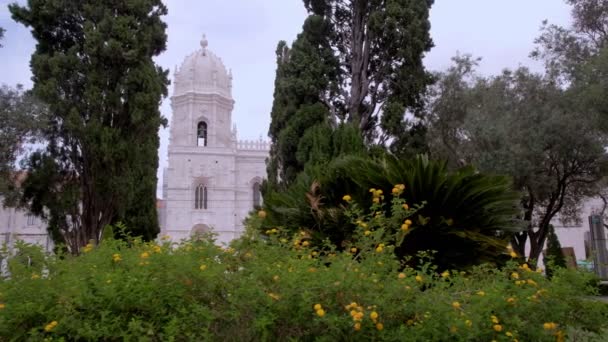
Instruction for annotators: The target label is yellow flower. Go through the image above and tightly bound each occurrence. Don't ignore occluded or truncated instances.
[509,251,518,258]
[400,223,410,231]
[491,315,499,324]
[342,195,352,202]
[506,331,513,337]
[450,325,458,333]
[112,253,122,262]
[153,245,162,253]
[398,273,406,279]
[404,219,412,225]
[199,264,207,271]
[273,275,280,281]
[316,309,325,317]
[493,324,503,332]
[477,291,485,296]
[376,322,384,331]
[526,279,537,286]
[396,184,405,190]
[370,311,379,320]
[364,230,371,236]
[372,197,380,204]
[314,304,322,311]
[44,321,58,332]
[268,292,281,301]
[354,322,361,331]
[258,210,267,219]
[506,297,516,304]
[0,304,5,310]
[374,189,383,197]
[441,271,450,278]
[510,272,519,279]
[140,252,150,259]
[415,275,423,283]
[351,247,358,253]
[402,204,409,210]
[452,301,461,309]
[83,243,94,253]
[465,319,472,327]
[31,273,40,280]
[302,241,310,247]
[375,244,384,253]
[543,322,558,330]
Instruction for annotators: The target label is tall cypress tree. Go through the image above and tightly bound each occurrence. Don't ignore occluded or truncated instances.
[10,0,169,253]
[267,15,340,188]
[267,1,435,189]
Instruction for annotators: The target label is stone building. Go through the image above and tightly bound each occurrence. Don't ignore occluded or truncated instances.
[159,35,269,244]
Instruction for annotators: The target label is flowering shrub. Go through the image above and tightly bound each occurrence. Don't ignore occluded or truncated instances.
[0,204,606,340]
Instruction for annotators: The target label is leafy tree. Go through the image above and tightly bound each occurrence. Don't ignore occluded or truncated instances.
[427,59,607,266]
[259,154,522,270]
[10,0,169,253]
[0,86,47,196]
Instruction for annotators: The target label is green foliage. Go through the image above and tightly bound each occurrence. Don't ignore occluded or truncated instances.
[259,154,522,270]
[545,224,567,278]
[0,230,606,340]
[9,0,169,252]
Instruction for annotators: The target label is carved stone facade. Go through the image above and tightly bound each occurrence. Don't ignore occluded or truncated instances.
[160,35,269,245]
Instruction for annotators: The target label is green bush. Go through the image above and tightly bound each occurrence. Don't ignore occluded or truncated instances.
[0,210,606,340]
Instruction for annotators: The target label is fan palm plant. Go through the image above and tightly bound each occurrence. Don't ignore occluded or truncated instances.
[259,154,523,269]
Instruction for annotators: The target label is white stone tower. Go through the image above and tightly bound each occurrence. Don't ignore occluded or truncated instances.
[161,35,269,244]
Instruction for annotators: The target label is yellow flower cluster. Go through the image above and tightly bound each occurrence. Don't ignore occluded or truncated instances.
[375,244,385,253]
[401,219,413,232]
[44,320,58,332]
[257,210,267,219]
[441,270,450,278]
[82,243,94,253]
[342,195,352,202]
[415,275,424,283]
[369,188,383,203]
[391,184,405,196]
[452,301,461,310]
[265,228,279,235]
[268,292,281,301]
[140,252,150,259]
[112,253,121,262]
[314,303,325,317]
[543,322,558,330]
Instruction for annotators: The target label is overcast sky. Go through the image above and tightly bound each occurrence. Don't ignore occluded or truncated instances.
[0,0,572,196]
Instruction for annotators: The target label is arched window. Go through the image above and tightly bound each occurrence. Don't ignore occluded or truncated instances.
[252,182,261,208]
[197,121,208,147]
[195,184,208,209]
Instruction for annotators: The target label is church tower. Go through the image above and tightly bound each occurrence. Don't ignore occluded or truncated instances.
[161,35,268,244]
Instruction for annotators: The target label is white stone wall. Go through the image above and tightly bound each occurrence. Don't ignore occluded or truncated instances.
[0,200,53,252]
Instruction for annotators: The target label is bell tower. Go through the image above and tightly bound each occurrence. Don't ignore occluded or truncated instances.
[169,34,234,148]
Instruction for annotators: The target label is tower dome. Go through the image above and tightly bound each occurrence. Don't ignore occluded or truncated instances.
[173,34,232,98]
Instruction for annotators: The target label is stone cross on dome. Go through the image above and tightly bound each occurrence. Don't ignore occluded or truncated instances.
[200,34,208,55]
